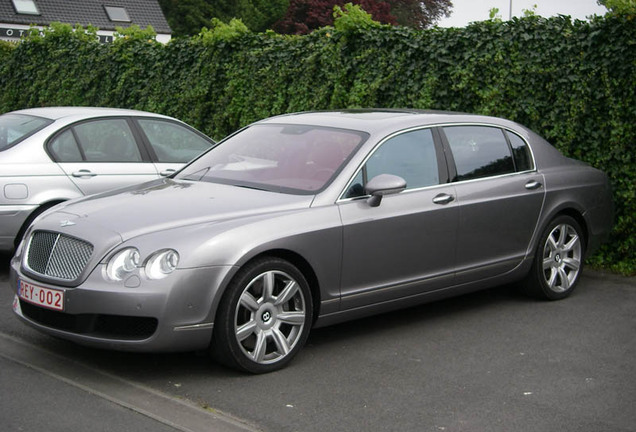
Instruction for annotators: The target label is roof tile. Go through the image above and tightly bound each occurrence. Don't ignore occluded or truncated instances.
[0,0,171,33]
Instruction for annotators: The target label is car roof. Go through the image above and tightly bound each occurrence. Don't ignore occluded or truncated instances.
[8,106,172,121]
[257,109,525,136]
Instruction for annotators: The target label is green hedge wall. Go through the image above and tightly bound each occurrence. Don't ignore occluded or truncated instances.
[0,15,634,274]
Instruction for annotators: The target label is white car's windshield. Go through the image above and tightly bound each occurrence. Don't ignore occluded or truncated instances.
[177,124,368,194]
[0,114,53,151]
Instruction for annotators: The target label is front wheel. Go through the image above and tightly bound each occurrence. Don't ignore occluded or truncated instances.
[522,215,585,300]
[212,257,313,373]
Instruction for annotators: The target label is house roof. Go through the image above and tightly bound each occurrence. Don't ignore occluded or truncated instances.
[0,0,171,33]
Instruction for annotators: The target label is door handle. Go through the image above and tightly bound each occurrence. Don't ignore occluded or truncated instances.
[160,169,176,177]
[525,180,542,190]
[432,193,455,205]
[72,169,97,178]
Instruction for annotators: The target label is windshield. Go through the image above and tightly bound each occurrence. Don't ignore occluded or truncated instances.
[0,113,53,151]
[176,124,368,194]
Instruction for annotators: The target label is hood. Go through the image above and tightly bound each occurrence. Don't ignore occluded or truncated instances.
[37,179,315,243]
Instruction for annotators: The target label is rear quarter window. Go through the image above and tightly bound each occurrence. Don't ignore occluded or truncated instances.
[0,114,52,151]
[506,131,534,171]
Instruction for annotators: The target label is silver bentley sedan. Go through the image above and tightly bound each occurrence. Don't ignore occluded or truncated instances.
[0,107,214,252]
[9,110,613,373]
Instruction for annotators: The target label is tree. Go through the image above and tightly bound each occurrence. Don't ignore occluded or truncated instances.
[273,0,452,34]
[158,0,290,36]
[158,0,215,37]
[273,0,396,34]
[159,0,453,36]
[386,0,452,29]
[597,0,636,15]
[216,0,290,32]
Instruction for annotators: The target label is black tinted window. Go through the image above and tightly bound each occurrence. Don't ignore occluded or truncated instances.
[444,126,514,181]
[506,131,534,171]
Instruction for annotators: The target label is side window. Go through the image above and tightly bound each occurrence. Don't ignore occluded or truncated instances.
[73,119,142,162]
[137,119,213,163]
[49,129,83,162]
[506,131,534,172]
[344,128,439,198]
[444,126,514,181]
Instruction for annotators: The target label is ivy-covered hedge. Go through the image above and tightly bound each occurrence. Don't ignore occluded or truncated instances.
[0,13,634,274]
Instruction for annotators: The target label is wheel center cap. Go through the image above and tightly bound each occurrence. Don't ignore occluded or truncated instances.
[261,310,272,323]
[555,253,561,263]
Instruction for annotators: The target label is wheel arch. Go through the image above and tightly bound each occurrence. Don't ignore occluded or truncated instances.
[556,208,588,249]
[239,249,322,324]
[14,199,67,248]
[532,198,589,253]
[541,207,589,255]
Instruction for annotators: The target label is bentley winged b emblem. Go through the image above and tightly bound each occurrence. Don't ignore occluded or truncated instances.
[60,220,76,228]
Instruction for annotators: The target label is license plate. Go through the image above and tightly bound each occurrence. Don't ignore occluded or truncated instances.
[18,279,64,311]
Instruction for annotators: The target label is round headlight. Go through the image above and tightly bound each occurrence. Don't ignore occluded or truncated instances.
[105,248,140,281]
[145,249,179,280]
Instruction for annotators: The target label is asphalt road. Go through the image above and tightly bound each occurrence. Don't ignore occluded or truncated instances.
[1,252,635,432]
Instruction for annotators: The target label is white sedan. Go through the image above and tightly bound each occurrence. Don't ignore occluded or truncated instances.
[0,107,214,251]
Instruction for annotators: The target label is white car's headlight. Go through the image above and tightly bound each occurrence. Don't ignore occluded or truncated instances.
[106,248,140,281]
[145,249,179,280]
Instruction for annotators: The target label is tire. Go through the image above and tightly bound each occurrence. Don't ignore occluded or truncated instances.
[212,257,313,373]
[522,215,585,300]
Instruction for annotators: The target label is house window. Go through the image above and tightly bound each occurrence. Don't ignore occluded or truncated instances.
[104,6,131,22]
[12,0,40,15]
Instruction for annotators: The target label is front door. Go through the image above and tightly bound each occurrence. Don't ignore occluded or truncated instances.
[49,118,159,195]
[338,127,458,310]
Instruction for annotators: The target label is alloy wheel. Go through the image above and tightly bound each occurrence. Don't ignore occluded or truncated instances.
[233,270,307,365]
[541,223,582,293]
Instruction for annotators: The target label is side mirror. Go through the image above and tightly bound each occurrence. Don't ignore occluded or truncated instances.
[364,174,407,207]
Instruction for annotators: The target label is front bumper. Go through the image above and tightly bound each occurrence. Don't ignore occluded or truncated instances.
[10,255,238,352]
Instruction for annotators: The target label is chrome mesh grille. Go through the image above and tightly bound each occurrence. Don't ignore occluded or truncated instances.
[26,231,94,281]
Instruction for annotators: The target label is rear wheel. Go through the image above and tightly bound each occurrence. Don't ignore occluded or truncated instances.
[522,215,585,300]
[212,257,313,373]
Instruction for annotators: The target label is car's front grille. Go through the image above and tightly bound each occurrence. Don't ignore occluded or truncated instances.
[19,300,158,340]
[26,231,93,281]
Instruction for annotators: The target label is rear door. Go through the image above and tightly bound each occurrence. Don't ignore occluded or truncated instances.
[441,125,545,283]
[133,118,214,177]
[48,118,158,196]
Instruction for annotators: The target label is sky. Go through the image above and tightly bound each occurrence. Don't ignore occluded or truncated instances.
[437,0,608,27]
